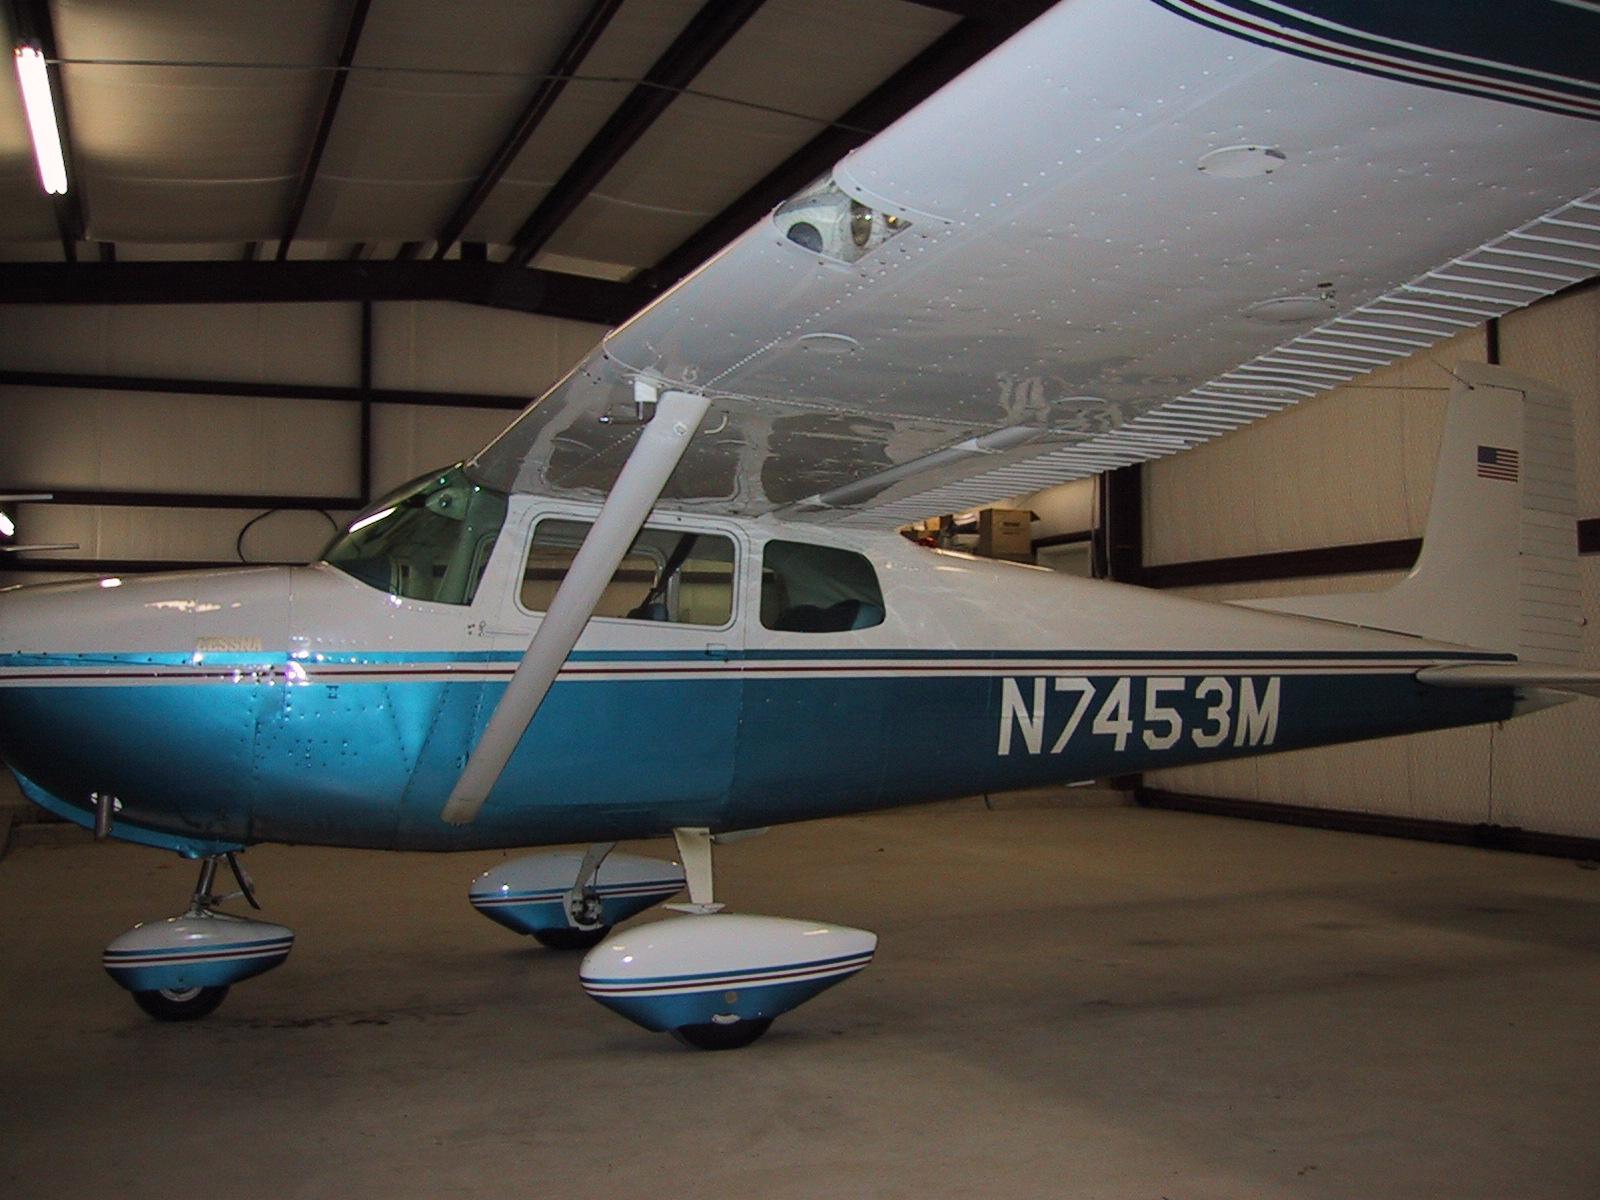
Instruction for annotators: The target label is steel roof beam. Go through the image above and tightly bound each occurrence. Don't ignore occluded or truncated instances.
[638,7,1053,291]
[504,0,769,269]
[276,0,373,261]
[1,368,537,411]
[420,0,626,262]
[0,260,650,324]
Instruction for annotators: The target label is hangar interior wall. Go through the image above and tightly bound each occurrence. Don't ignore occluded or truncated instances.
[0,301,606,585]
[1143,288,1600,840]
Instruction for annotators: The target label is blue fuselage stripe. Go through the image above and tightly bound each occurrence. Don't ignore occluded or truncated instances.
[0,648,1515,853]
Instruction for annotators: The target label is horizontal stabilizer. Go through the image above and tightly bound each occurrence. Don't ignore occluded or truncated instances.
[1417,664,1600,698]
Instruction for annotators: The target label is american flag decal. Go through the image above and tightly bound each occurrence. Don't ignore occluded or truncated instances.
[1476,445,1520,482]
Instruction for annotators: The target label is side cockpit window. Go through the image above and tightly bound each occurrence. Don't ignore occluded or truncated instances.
[522,519,735,627]
[761,540,884,633]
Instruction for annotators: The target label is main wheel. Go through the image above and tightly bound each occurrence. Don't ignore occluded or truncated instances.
[132,985,230,1022]
[671,1018,773,1051]
[531,925,612,951]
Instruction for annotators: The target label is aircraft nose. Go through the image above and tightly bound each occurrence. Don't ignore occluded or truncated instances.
[0,567,295,658]
[0,574,145,656]
[0,580,63,655]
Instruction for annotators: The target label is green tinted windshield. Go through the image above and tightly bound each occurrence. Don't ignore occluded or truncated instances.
[323,466,508,605]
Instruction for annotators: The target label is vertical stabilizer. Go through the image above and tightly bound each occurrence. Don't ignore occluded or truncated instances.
[1245,364,1581,664]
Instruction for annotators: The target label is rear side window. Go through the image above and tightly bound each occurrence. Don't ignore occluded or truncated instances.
[521,518,735,627]
[761,540,884,632]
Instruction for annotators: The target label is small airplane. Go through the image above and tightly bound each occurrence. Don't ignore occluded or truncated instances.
[2,0,1598,1049]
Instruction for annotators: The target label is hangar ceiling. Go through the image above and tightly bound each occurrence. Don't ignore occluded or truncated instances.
[0,0,1053,315]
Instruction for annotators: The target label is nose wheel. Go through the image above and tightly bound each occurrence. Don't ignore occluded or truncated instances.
[131,984,230,1022]
[105,852,295,1022]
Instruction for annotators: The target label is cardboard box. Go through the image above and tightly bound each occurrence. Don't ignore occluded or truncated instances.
[976,508,1033,558]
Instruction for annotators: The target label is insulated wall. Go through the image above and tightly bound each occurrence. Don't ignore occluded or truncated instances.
[0,301,606,584]
[1143,288,1600,840]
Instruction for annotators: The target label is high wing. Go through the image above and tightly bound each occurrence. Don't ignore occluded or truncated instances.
[465,0,1600,524]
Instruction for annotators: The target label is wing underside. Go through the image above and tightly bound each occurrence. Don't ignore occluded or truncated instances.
[467,0,1600,524]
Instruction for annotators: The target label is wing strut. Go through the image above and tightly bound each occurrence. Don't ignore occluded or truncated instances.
[441,385,710,825]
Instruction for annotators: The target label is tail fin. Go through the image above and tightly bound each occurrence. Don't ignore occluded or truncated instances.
[1246,362,1582,665]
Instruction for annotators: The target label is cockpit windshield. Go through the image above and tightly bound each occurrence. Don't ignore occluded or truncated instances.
[322,466,508,606]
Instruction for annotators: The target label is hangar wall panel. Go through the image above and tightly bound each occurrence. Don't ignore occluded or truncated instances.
[0,386,359,495]
[1012,477,1094,539]
[1144,328,1486,566]
[373,302,602,397]
[1484,555,1600,839]
[371,405,523,497]
[10,505,342,569]
[0,303,360,385]
[1499,289,1600,516]
[1146,291,1600,839]
[0,301,605,585]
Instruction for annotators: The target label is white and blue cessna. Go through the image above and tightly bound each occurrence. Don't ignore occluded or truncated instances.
[2,0,1598,1048]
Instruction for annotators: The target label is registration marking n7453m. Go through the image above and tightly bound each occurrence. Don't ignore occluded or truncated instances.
[997,675,1282,756]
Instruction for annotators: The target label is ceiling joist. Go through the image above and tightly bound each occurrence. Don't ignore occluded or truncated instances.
[276,0,373,260]
[504,0,770,268]
[420,0,627,262]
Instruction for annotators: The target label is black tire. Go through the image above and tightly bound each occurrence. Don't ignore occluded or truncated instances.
[671,1018,773,1051]
[531,925,612,951]
[132,985,229,1022]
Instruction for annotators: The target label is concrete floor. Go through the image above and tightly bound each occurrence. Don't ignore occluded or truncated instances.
[1,794,1597,1199]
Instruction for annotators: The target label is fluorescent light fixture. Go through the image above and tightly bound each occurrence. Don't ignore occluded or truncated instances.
[14,44,68,195]
[0,510,13,538]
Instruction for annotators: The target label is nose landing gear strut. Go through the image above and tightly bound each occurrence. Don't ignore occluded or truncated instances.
[103,852,295,1021]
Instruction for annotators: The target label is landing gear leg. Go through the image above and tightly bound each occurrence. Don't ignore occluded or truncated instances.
[533,842,617,951]
[104,852,295,1022]
[665,827,770,1049]
[666,827,724,914]
[469,848,686,945]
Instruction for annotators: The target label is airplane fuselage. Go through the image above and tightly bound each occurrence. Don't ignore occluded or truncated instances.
[0,494,1512,857]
